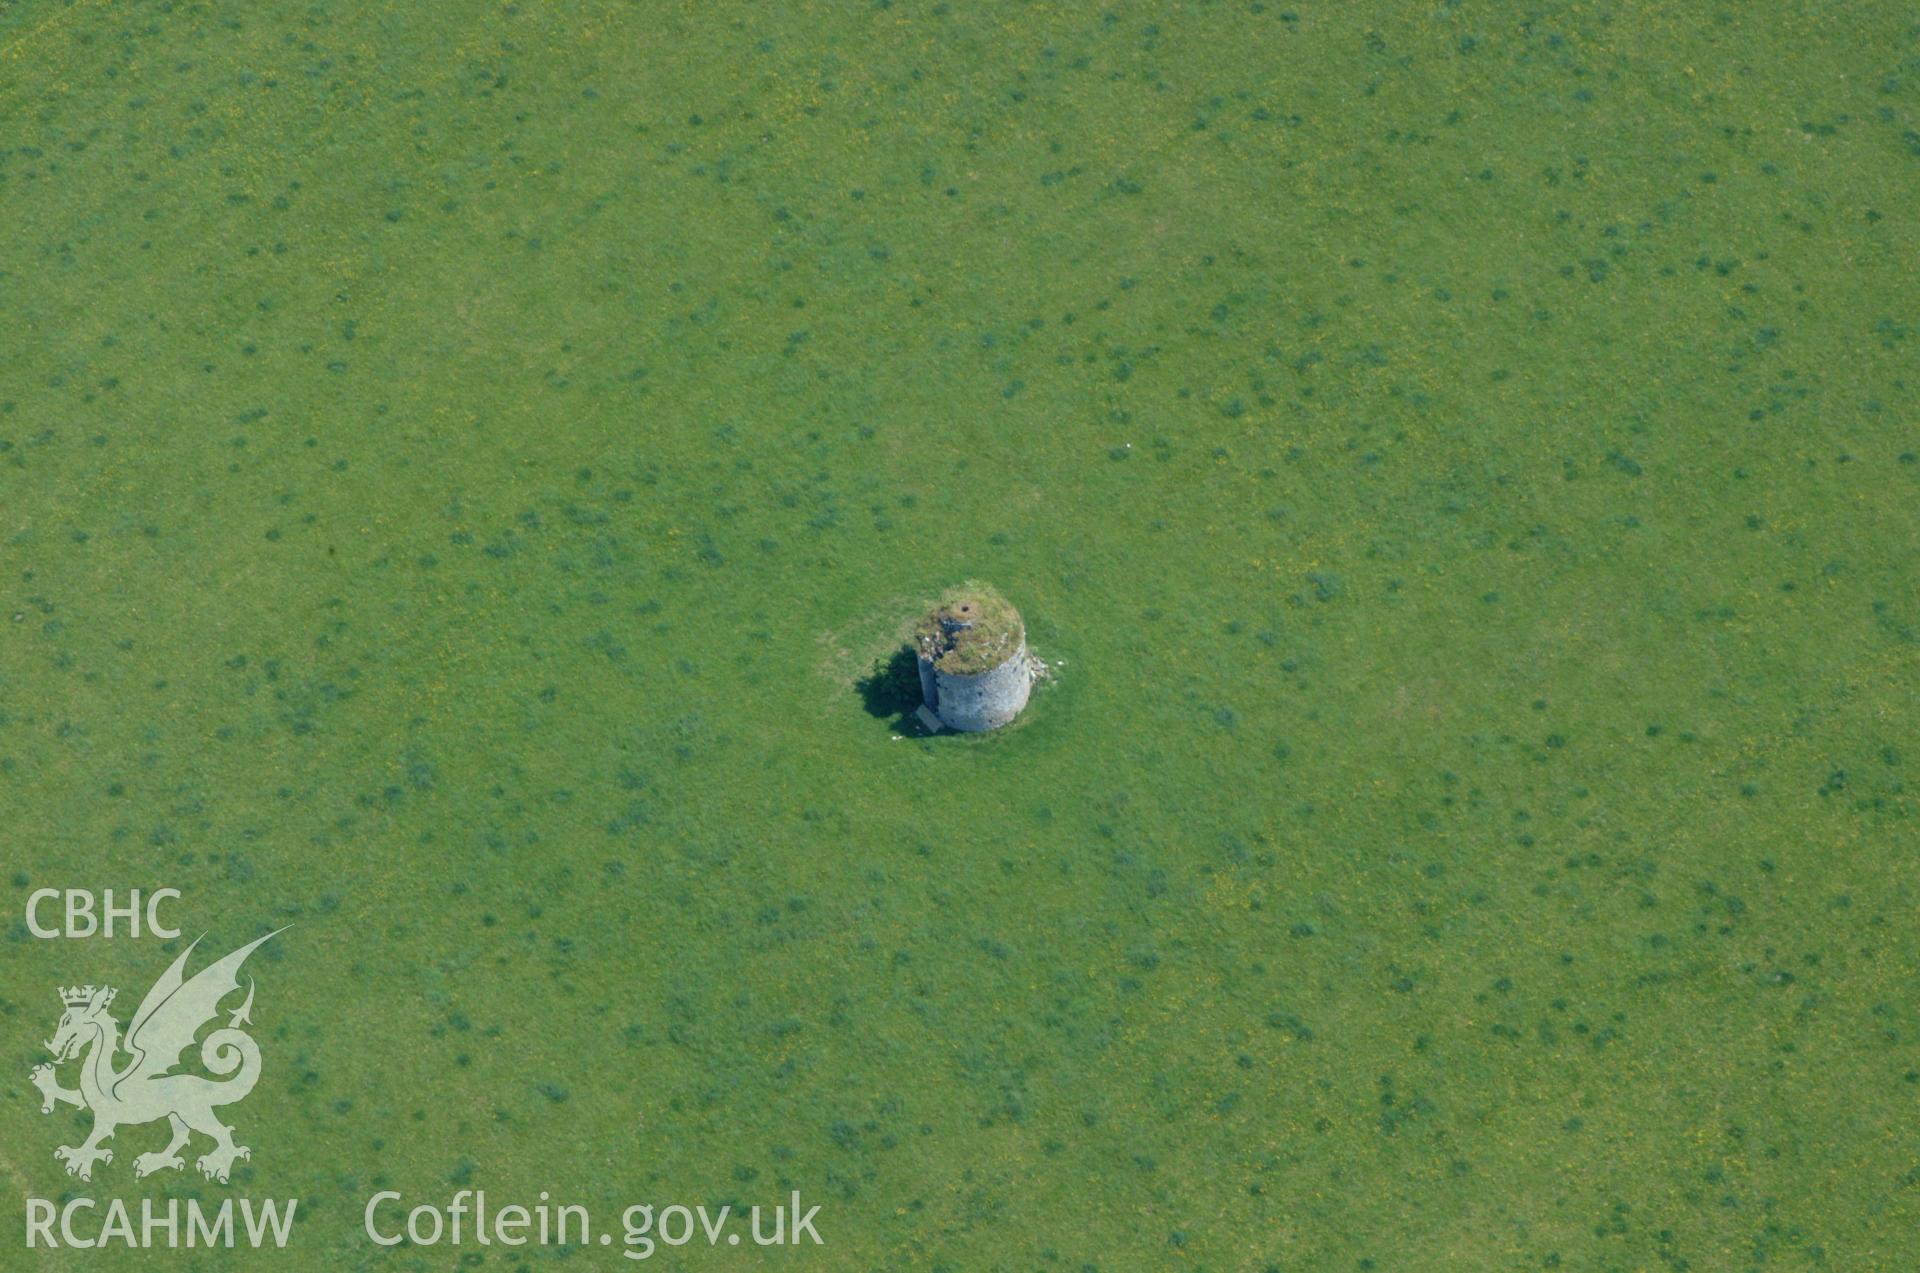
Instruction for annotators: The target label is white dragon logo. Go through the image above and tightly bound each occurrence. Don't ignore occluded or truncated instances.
[29,929,285,1184]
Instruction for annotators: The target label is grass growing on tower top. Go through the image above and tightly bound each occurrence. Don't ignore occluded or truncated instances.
[913,583,1025,676]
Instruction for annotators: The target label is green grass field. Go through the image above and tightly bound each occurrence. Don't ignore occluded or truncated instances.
[3,2,1917,1268]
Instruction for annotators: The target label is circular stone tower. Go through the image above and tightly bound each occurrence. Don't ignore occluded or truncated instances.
[914,584,1038,732]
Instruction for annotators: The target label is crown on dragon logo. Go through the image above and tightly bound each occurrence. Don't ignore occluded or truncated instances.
[60,985,115,1008]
